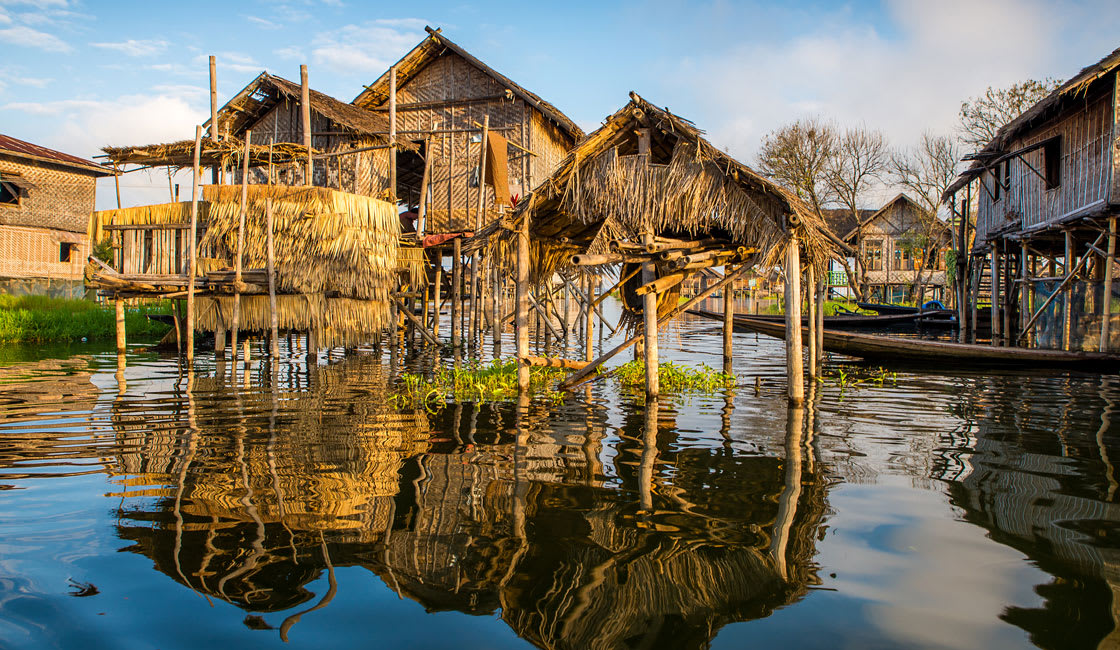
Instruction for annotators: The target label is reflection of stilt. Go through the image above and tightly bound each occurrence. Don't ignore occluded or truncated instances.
[279,533,338,643]
[500,392,532,596]
[1098,377,1118,501]
[639,399,659,512]
[770,406,804,581]
[172,369,208,603]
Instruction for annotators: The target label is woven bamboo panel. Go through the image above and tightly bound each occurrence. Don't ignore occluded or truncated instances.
[0,224,88,280]
[0,156,98,233]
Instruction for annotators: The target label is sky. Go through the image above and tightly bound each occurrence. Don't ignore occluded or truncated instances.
[1,0,1118,210]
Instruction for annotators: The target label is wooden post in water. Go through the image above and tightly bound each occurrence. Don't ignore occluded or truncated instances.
[266,196,279,357]
[301,65,312,185]
[1064,231,1074,351]
[186,126,202,364]
[492,266,502,347]
[814,273,824,375]
[641,232,659,396]
[388,64,397,203]
[516,208,531,390]
[990,244,1001,346]
[230,132,251,364]
[722,264,734,374]
[970,259,980,342]
[452,237,462,351]
[806,265,818,379]
[471,115,489,350]
[209,56,219,142]
[584,276,595,363]
[115,296,126,355]
[1102,217,1116,352]
[785,235,804,406]
[432,250,442,339]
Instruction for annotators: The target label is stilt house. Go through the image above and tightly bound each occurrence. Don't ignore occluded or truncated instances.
[944,45,1120,351]
[0,134,112,298]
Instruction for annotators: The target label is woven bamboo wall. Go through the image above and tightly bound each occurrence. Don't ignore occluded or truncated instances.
[242,102,393,199]
[0,155,99,233]
[389,53,575,233]
[0,224,88,280]
[976,82,1116,243]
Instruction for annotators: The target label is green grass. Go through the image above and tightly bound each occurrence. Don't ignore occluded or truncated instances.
[763,298,874,316]
[390,359,567,408]
[614,360,736,393]
[0,295,172,343]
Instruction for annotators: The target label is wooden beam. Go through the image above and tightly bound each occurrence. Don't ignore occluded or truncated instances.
[209,56,219,141]
[1018,230,1106,342]
[785,237,804,405]
[389,64,397,203]
[230,131,250,364]
[301,65,312,185]
[186,126,202,364]
[1102,216,1116,352]
[516,206,530,389]
[723,265,734,374]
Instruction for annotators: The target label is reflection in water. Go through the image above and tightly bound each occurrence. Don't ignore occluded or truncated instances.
[0,315,1118,649]
[91,355,828,648]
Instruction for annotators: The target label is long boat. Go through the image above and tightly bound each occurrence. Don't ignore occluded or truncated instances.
[732,311,927,328]
[687,309,1120,371]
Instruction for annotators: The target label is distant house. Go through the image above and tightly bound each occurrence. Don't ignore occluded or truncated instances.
[824,194,951,304]
[0,134,112,298]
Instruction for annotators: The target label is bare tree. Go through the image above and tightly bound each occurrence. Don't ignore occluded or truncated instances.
[756,117,838,216]
[825,127,888,300]
[891,133,961,302]
[958,79,1061,150]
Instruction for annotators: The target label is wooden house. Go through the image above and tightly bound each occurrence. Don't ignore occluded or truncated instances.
[0,134,112,298]
[944,45,1120,351]
[836,194,951,304]
[352,26,584,235]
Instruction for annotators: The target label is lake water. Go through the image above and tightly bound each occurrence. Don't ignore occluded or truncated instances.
[0,298,1117,649]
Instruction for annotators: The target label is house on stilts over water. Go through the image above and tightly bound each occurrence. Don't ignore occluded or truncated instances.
[471,92,835,402]
[86,26,583,359]
[944,44,1120,352]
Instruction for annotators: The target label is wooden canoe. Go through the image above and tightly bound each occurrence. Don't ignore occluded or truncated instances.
[727,311,923,328]
[689,310,1120,371]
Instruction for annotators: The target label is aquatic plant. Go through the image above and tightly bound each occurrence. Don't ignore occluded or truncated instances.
[390,359,566,408]
[0,296,171,343]
[824,365,898,395]
[614,360,736,393]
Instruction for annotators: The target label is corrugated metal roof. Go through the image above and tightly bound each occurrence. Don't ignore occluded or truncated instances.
[0,133,112,175]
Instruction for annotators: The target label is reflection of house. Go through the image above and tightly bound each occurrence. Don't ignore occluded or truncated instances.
[0,134,112,297]
[944,45,1120,351]
[826,194,950,303]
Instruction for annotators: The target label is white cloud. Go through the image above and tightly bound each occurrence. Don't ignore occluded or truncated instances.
[194,51,263,74]
[0,10,10,24]
[90,39,168,57]
[274,46,303,61]
[246,15,280,30]
[0,66,50,87]
[0,0,68,7]
[0,24,70,51]
[310,18,427,75]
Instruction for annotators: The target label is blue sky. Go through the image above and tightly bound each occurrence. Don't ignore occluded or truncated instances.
[1,0,1118,209]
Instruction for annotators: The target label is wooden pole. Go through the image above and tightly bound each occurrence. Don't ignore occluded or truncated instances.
[815,273,824,374]
[115,296,126,354]
[433,250,442,339]
[452,237,462,351]
[1102,217,1116,352]
[418,136,431,236]
[231,131,251,363]
[991,244,1001,346]
[584,275,595,363]
[723,265,734,374]
[266,197,279,357]
[1064,231,1074,350]
[389,64,397,203]
[209,56,219,142]
[471,115,489,349]
[970,257,980,342]
[806,265,818,379]
[186,126,202,364]
[516,211,531,390]
[113,165,121,209]
[641,232,659,396]
[785,236,804,406]
[300,65,312,186]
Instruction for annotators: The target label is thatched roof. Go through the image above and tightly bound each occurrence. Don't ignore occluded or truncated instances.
[480,92,832,282]
[944,44,1120,199]
[352,26,584,142]
[102,72,413,169]
[101,137,309,170]
[820,207,873,241]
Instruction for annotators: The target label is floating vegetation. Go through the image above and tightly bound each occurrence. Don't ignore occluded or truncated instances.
[390,359,566,409]
[0,296,171,343]
[824,365,898,395]
[614,361,736,393]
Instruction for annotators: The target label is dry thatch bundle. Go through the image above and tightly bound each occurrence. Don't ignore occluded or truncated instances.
[201,184,399,302]
[396,244,427,290]
[89,201,204,244]
[194,294,391,348]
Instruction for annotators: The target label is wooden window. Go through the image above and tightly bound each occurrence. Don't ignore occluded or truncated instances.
[864,239,883,271]
[1044,137,1061,190]
[894,246,913,271]
[59,243,76,263]
[0,181,18,206]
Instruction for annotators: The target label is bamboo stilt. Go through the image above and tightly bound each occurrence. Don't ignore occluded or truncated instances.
[209,56,219,142]
[516,207,530,390]
[815,275,825,373]
[1064,231,1074,351]
[991,244,1001,347]
[266,196,279,357]
[433,250,442,339]
[584,276,596,363]
[115,296,126,354]
[807,265,818,379]
[301,66,312,185]
[722,264,734,374]
[785,236,804,406]
[230,131,250,364]
[1102,217,1116,352]
[452,237,462,350]
[642,233,659,396]
[186,125,202,364]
